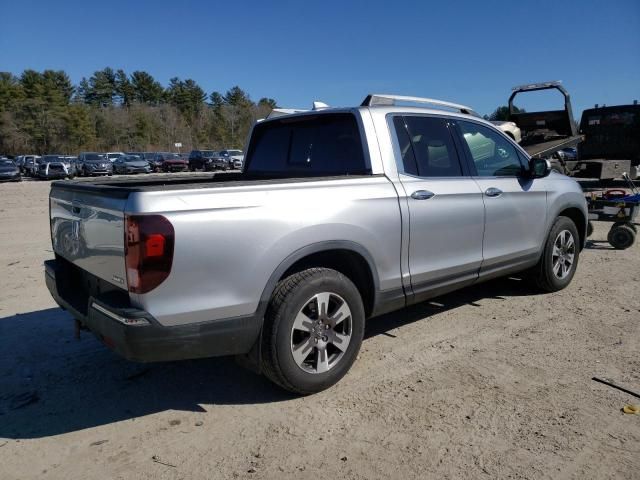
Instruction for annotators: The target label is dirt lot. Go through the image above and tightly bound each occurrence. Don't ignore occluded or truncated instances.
[1,179,639,480]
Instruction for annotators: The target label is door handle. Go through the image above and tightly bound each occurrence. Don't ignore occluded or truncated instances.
[411,190,435,200]
[484,187,503,197]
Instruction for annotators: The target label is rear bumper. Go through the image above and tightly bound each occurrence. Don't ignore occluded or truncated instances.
[45,259,261,362]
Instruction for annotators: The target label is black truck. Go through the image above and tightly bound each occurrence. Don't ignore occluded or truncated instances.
[507,81,631,180]
[578,103,640,180]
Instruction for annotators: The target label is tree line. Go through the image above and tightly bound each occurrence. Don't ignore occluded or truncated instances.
[0,68,277,155]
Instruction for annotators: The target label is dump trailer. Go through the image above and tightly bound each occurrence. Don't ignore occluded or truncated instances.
[508,81,631,180]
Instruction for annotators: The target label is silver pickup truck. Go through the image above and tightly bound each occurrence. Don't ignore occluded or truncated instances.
[45,94,588,394]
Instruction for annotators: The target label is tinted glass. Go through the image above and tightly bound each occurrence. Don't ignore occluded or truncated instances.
[247,113,368,176]
[399,116,462,177]
[43,156,62,162]
[393,117,418,175]
[202,151,216,157]
[0,160,14,166]
[458,121,525,176]
[84,154,102,161]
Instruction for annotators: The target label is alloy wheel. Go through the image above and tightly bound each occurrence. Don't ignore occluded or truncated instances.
[290,292,352,374]
[552,229,575,279]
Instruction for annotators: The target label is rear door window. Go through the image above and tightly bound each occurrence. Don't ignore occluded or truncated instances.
[393,115,464,177]
[246,113,369,176]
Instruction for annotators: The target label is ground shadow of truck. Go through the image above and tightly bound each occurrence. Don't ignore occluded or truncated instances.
[0,276,543,439]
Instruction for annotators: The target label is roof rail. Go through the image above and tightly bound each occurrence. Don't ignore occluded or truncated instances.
[361,94,478,116]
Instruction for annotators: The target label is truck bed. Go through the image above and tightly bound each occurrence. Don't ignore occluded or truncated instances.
[52,172,375,197]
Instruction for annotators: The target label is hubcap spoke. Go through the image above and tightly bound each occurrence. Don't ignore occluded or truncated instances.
[566,236,574,250]
[316,347,330,373]
[291,338,314,367]
[292,311,314,333]
[328,301,351,327]
[315,292,331,318]
[330,331,351,352]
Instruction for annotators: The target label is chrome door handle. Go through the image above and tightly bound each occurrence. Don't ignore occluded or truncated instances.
[484,187,503,197]
[411,190,435,200]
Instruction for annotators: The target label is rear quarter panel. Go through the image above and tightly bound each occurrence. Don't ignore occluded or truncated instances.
[127,176,402,326]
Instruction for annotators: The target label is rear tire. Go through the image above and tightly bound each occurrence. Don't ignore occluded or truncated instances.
[261,268,365,395]
[533,216,580,292]
[608,225,636,249]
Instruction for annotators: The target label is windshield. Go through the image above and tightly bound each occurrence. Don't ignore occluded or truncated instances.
[107,153,122,159]
[0,159,14,166]
[166,153,181,159]
[123,155,142,162]
[43,155,62,162]
[228,150,243,156]
[202,151,216,157]
[84,154,103,161]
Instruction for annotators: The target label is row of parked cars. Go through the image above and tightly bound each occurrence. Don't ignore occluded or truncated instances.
[3,149,245,180]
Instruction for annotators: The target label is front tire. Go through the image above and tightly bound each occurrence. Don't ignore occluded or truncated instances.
[261,268,365,395]
[533,216,580,292]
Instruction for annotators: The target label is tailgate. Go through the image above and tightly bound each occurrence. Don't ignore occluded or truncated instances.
[50,184,128,288]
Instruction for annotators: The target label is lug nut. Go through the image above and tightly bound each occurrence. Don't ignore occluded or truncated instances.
[322,336,328,342]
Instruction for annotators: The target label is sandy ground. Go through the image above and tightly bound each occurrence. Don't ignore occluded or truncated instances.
[0,178,639,480]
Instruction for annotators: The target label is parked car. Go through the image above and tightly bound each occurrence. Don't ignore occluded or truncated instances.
[15,155,37,174]
[37,155,72,179]
[77,152,112,177]
[125,152,159,171]
[14,156,25,172]
[113,155,152,175]
[23,155,42,176]
[61,156,78,176]
[491,121,522,143]
[154,152,188,172]
[46,93,588,394]
[217,149,245,169]
[105,152,125,163]
[189,150,226,171]
[555,147,577,161]
[0,158,21,182]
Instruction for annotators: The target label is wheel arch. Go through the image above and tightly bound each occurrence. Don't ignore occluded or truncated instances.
[258,241,381,320]
[558,206,587,250]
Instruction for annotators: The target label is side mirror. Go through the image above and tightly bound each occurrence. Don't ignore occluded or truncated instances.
[529,157,550,178]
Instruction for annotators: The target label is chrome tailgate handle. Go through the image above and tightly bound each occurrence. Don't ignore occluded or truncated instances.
[484,187,503,197]
[411,190,435,200]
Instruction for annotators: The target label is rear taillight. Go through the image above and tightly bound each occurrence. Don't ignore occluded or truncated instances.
[125,215,174,294]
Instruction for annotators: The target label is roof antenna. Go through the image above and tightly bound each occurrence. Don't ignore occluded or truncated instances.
[312,101,330,110]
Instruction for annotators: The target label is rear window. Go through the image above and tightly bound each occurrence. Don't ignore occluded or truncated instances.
[245,113,369,176]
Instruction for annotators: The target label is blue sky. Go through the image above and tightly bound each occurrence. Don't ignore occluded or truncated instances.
[1,0,638,117]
